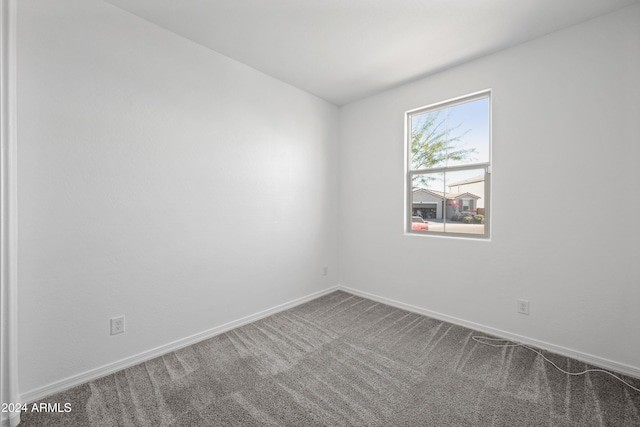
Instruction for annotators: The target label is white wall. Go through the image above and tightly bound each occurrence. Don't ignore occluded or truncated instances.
[17,0,338,394]
[339,4,640,372]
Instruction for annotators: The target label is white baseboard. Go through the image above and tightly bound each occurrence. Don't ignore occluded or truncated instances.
[1,413,20,427]
[19,283,639,405]
[19,286,339,404]
[338,285,640,380]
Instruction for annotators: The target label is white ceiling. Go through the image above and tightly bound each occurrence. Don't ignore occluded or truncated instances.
[104,0,639,105]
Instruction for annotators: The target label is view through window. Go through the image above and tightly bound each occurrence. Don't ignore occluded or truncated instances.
[407,91,491,238]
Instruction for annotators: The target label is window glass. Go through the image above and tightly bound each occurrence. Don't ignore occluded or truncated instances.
[445,98,490,167]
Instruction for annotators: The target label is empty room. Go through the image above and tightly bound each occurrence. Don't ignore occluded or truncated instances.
[2,0,639,426]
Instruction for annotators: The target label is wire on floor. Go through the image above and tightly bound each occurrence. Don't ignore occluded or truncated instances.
[471,335,640,393]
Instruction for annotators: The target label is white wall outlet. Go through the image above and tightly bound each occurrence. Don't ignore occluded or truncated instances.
[110,316,125,335]
[323,266,328,276]
[517,299,530,315]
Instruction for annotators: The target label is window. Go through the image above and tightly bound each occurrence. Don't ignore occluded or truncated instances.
[406,91,491,238]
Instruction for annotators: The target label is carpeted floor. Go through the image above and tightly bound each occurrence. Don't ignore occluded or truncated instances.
[19,290,640,426]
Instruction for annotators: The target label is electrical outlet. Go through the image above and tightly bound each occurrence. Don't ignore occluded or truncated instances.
[323,266,328,276]
[110,316,125,335]
[517,299,530,315]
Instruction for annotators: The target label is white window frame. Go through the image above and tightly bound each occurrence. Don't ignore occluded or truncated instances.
[405,90,491,239]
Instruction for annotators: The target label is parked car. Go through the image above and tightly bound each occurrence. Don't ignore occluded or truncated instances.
[411,216,429,231]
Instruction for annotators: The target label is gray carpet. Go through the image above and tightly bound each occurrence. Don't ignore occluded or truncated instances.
[19,291,640,426]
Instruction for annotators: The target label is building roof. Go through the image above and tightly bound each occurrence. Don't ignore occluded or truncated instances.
[447,191,481,200]
[412,188,480,200]
[447,175,484,187]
